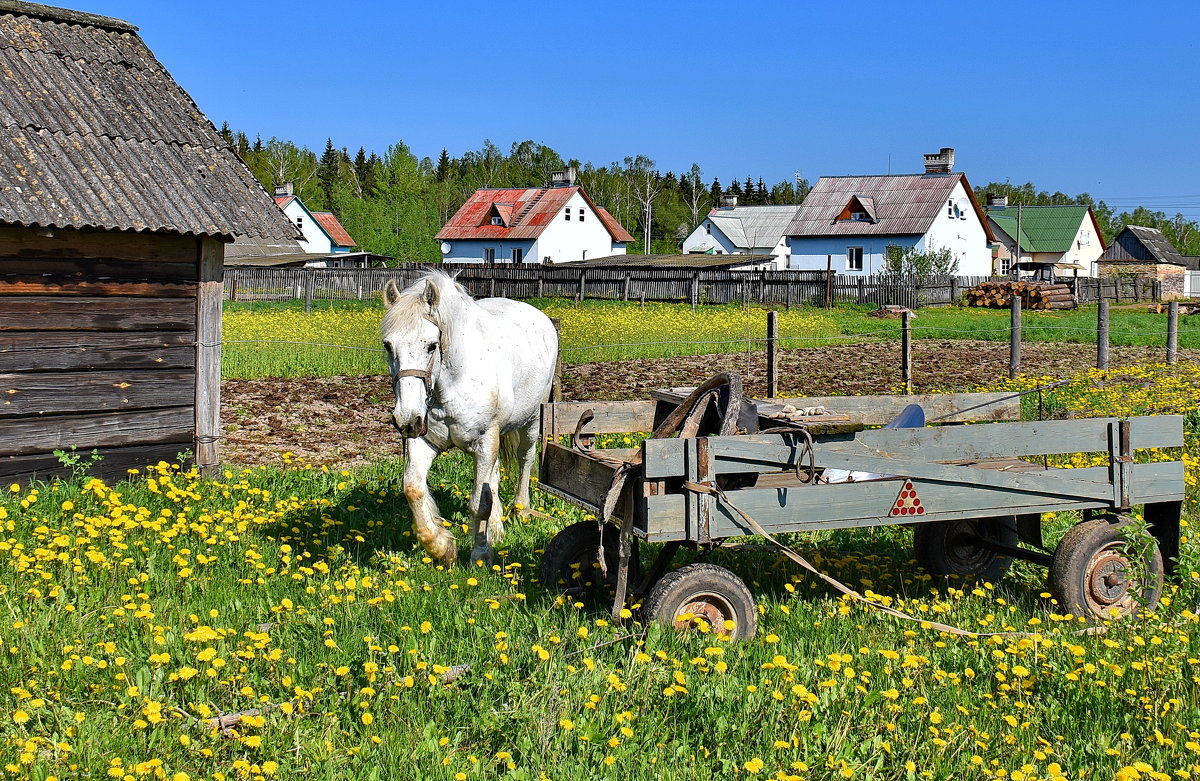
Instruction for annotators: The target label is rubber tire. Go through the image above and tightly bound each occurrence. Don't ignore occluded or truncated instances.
[1049,517,1163,621]
[643,563,758,641]
[913,517,1018,584]
[540,520,620,593]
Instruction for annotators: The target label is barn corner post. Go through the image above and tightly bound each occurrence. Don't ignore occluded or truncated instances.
[195,237,224,477]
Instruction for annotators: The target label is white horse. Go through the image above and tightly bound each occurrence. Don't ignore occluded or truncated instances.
[381,271,558,566]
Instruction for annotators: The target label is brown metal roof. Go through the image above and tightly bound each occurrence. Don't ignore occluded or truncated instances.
[785,172,993,241]
[0,1,298,240]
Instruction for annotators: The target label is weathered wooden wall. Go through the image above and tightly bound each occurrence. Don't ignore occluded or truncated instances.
[0,226,215,483]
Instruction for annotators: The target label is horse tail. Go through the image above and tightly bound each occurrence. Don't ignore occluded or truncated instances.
[499,429,521,471]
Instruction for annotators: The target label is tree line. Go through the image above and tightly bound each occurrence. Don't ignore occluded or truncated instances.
[219,125,1199,262]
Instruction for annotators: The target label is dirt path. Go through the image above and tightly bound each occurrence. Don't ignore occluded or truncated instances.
[222,340,1197,469]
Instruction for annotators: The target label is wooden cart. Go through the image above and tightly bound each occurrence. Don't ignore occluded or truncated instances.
[537,378,1185,639]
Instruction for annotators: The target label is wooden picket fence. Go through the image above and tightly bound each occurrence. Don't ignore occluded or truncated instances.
[223,265,1159,309]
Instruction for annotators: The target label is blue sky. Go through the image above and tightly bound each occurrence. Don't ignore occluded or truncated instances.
[78,0,1200,218]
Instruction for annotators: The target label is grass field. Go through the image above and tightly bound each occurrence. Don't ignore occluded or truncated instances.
[3,361,1200,779]
[222,299,1198,379]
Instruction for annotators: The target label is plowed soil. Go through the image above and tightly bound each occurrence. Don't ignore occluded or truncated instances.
[222,340,1196,469]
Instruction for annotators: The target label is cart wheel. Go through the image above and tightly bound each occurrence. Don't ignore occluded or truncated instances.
[643,563,758,641]
[913,517,1017,583]
[1049,517,1163,621]
[540,520,620,593]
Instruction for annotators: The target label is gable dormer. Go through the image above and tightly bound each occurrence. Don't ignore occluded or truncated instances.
[485,202,515,227]
[834,194,877,224]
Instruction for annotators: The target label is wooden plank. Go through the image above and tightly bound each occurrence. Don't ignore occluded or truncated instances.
[195,237,222,474]
[0,276,196,297]
[653,389,1020,424]
[544,400,658,439]
[0,226,196,263]
[0,407,194,456]
[0,257,198,281]
[0,370,195,417]
[0,441,193,484]
[0,297,195,331]
[0,331,195,372]
[540,442,622,511]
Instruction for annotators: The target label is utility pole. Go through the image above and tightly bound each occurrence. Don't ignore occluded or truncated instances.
[1012,203,1022,281]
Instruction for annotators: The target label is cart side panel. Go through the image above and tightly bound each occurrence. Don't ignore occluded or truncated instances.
[541,400,658,442]
[773,392,1021,424]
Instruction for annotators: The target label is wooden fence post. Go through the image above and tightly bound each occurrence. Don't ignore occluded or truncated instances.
[1009,295,1022,380]
[691,273,699,312]
[623,272,631,302]
[578,270,586,302]
[857,277,865,304]
[303,271,313,314]
[1097,300,1110,369]
[902,309,913,394]
[766,311,779,399]
[785,280,793,311]
[1167,300,1179,364]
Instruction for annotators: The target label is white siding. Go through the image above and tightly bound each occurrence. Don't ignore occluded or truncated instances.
[280,199,332,254]
[921,181,992,276]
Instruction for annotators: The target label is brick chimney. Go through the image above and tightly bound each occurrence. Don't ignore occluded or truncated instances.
[923,148,955,174]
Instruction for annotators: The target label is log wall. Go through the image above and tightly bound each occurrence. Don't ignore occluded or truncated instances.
[0,227,214,483]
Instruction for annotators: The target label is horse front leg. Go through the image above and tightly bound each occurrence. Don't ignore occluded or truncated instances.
[468,432,503,567]
[403,437,456,567]
[513,422,538,516]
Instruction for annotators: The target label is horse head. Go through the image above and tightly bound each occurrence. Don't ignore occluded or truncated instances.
[381,275,446,438]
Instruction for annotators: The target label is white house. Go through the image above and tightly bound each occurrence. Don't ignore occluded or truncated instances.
[435,170,633,264]
[272,184,357,257]
[986,202,1107,277]
[785,148,995,276]
[681,201,801,269]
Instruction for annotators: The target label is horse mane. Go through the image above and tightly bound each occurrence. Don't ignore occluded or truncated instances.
[381,270,475,345]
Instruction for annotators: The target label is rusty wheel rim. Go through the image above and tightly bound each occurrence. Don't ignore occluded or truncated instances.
[1085,542,1135,617]
[673,592,736,637]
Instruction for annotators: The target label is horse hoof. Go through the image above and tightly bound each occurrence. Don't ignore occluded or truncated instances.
[435,539,458,568]
[470,547,494,568]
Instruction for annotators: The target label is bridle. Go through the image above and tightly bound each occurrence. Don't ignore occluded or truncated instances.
[391,313,440,397]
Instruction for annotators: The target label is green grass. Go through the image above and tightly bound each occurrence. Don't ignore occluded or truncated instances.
[221,299,1195,380]
[3,371,1200,779]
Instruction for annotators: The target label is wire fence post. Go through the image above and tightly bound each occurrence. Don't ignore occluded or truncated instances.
[1009,295,1021,380]
[901,309,913,394]
[1167,300,1179,364]
[766,311,779,399]
[1097,300,1110,369]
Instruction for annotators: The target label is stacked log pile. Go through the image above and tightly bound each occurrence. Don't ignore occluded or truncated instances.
[963,281,1076,310]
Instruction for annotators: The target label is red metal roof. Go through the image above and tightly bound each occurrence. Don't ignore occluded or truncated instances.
[312,211,356,248]
[436,186,633,243]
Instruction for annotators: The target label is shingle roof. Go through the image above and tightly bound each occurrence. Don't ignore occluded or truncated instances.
[785,173,993,241]
[436,186,634,243]
[312,212,356,248]
[986,205,1102,253]
[1099,225,1187,266]
[703,204,800,249]
[0,1,298,239]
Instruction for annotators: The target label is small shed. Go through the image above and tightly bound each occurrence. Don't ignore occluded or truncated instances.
[1097,226,1187,298]
[0,0,298,482]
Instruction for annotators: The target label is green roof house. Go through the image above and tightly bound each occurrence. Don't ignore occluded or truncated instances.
[985,202,1107,277]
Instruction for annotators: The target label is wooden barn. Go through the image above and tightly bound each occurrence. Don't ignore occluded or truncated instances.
[0,1,298,482]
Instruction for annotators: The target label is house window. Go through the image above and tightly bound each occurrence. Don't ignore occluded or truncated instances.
[850,211,867,221]
[512,248,524,264]
[847,247,864,271]
[578,208,585,221]
[999,257,1012,275]
[564,208,571,221]
[947,200,954,218]
[705,223,711,234]
[491,216,503,226]
[483,248,495,263]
